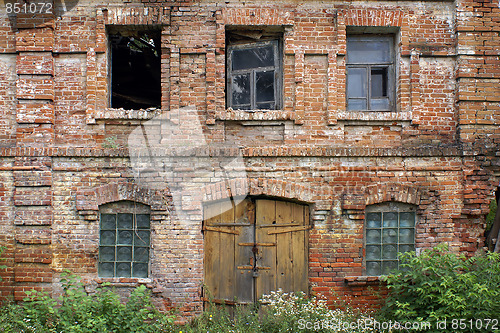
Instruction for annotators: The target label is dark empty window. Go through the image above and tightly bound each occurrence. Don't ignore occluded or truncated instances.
[109,28,161,110]
[347,35,394,111]
[365,203,416,275]
[227,38,281,110]
[99,202,151,278]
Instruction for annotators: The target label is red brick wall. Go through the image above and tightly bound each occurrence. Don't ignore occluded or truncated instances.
[0,0,498,319]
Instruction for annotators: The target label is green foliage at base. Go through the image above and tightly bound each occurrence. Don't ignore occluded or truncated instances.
[0,271,175,333]
[184,290,376,333]
[380,244,500,333]
[0,282,376,333]
[2,247,499,333]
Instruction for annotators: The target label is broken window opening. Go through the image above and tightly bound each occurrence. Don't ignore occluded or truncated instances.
[109,27,161,110]
[226,27,283,110]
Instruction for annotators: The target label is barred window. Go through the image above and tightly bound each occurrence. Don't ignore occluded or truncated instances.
[98,201,150,278]
[365,203,416,275]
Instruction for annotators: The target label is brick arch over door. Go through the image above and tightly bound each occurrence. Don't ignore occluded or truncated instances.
[76,182,171,222]
[201,178,317,204]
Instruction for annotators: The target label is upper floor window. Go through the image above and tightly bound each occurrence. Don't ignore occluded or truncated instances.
[365,202,415,275]
[99,201,151,278]
[108,27,161,110]
[347,35,394,111]
[226,29,282,110]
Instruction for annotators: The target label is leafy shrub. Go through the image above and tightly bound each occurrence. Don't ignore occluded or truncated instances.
[0,271,175,333]
[380,244,500,332]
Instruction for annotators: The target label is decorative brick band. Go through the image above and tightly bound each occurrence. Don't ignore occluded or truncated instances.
[0,146,464,158]
[76,182,170,221]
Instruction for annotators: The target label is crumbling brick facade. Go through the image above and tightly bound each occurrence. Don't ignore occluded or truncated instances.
[0,0,499,319]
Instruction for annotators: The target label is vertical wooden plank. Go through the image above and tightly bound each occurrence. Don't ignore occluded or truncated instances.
[292,204,309,294]
[219,199,235,302]
[204,202,221,301]
[235,198,254,303]
[276,201,293,293]
[255,199,277,299]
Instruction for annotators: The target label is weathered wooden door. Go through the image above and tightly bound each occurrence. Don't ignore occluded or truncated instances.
[203,198,309,305]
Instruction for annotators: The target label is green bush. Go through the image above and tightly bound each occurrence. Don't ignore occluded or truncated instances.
[0,271,175,333]
[380,244,500,332]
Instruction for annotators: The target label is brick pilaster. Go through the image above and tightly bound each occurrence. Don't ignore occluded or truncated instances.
[13,0,55,300]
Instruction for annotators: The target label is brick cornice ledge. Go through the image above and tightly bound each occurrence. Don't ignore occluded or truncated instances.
[0,145,463,158]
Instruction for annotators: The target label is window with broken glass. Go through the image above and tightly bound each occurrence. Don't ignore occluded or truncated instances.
[365,203,415,276]
[98,202,151,278]
[347,35,395,111]
[227,39,281,110]
[109,28,161,110]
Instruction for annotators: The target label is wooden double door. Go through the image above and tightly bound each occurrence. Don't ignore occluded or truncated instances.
[203,198,310,305]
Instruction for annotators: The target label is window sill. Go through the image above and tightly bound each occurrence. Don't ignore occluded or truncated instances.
[94,277,152,286]
[344,276,382,286]
[337,111,412,124]
[90,107,162,122]
[216,108,294,122]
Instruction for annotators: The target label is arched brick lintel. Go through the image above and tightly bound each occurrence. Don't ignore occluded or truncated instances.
[202,178,319,204]
[76,182,170,220]
[365,183,421,206]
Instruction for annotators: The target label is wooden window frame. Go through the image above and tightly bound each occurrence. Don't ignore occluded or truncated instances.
[346,35,395,112]
[226,39,283,110]
[364,202,416,276]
